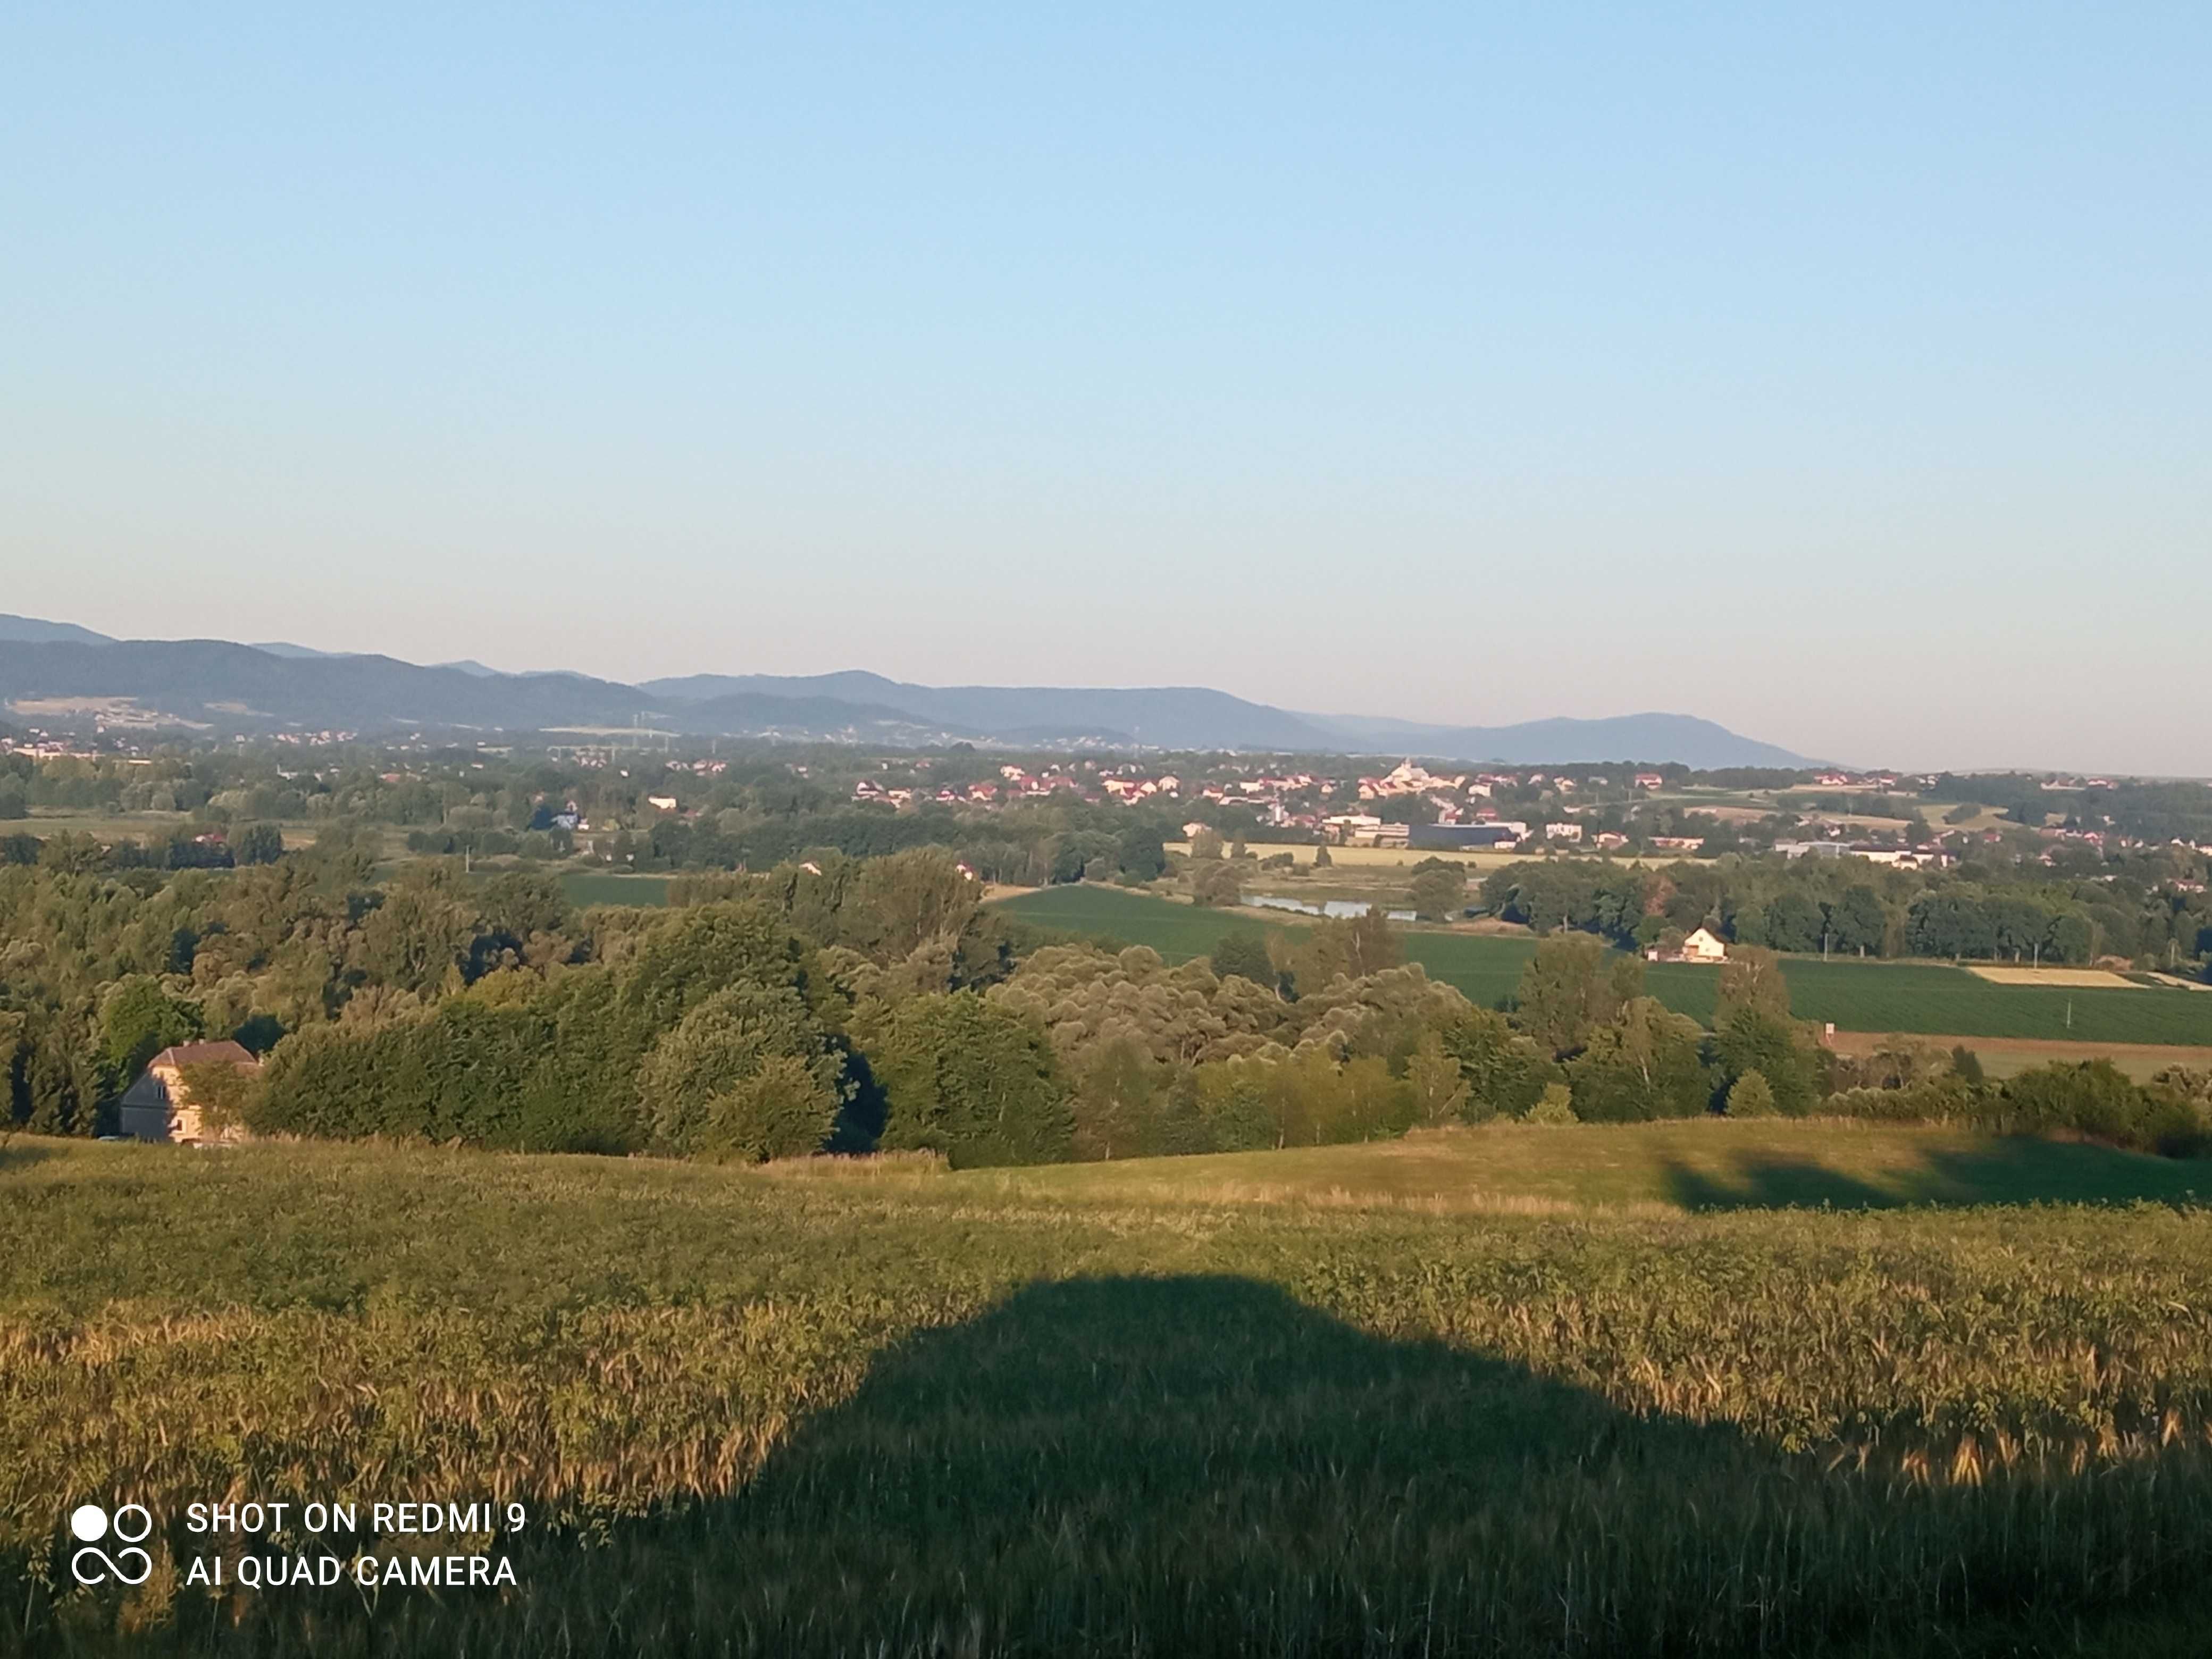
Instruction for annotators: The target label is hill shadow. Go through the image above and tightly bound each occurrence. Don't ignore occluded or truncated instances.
[108,1274,2212,1658]
[0,1138,58,1174]
[1661,1136,2212,1211]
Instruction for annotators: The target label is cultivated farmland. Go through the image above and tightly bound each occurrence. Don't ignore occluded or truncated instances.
[556,869,675,908]
[8,1132,2212,1655]
[995,886,2212,1048]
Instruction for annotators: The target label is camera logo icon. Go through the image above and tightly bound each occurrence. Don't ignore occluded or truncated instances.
[70,1503,154,1586]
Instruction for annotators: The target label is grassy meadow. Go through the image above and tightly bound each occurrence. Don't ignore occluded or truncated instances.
[557,869,675,908]
[15,809,329,853]
[995,885,2212,1049]
[1002,1116,2212,1211]
[7,1129,2212,1655]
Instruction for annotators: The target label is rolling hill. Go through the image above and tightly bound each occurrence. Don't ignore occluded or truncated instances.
[0,617,1815,765]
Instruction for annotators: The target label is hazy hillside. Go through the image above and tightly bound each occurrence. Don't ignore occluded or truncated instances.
[0,614,115,647]
[641,672,1340,750]
[0,640,641,730]
[0,619,1813,764]
[1304,711,1816,770]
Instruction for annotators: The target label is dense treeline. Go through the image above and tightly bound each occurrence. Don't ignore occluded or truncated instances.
[4,814,2210,1163]
[1481,851,2212,970]
[10,743,2211,976]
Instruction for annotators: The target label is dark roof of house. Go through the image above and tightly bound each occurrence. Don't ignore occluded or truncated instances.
[147,1041,257,1070]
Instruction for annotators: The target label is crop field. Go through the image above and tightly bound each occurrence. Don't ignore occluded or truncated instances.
[996,881,1278,959]
[1968,966,2142,989]
[557,869,674,908]
[994,886,2212,1048]
[6,1133,2212,1656]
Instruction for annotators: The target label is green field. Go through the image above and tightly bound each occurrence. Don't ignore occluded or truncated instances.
[996,886,2212,1048]
[1005,1116,2212,1211]
[557,869,674,907]
[7,1131,2212,1655]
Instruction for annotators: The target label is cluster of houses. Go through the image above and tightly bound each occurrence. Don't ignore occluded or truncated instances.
[2,738,105,760]
[851,763,1120,810]
[840,758,1699,838]
[1809,770,1912,791]
[267,730,358,746]
[1774,840,1948,869]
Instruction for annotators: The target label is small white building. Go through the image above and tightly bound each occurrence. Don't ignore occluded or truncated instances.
[1680,926,1728,963]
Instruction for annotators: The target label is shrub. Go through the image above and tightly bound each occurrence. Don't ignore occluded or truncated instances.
[1822,1076,1985,1126]
[1526,1083,1578,1125]
[1190,862,1242,908]
[1181,1058,1285,1153]
[1725,1071,1778,1118]
[1996,1060,2208,1156]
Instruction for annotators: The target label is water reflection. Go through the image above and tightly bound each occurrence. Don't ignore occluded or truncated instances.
[1243,895,1416,921]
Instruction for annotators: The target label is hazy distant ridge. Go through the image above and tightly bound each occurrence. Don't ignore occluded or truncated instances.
[0,619,1813,765]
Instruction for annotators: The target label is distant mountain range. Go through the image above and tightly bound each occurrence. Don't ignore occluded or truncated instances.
[0,614,1815,768]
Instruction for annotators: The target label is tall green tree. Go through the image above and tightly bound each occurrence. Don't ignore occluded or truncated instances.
[96,976,203,1095]
[232,822,286,865]
[870,992,1072,1168]
[1406,859,1467,922]
[1566,998,1711,1121]
[1716,946,1791,1021]
[1825,886,1887,956]
[1436,1006,1563,1120]
[636,981,845,1158]
[1117,826,1169,882]
[1513,936,1641,1055]
[1209,932,1276,988]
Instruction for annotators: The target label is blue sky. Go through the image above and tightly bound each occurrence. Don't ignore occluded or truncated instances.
[3,5,2207,772]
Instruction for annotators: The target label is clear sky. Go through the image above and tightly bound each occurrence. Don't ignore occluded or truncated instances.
[3,5,2207,773]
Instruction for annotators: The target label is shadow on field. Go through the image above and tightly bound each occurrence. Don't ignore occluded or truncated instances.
[0,1139,57,1174]
[82,1276,2212,1659]
[1661,1136,2212,1212]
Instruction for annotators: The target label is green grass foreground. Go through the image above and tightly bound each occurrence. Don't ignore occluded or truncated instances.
[6,1129,2212,1656]
[998,885,2212,1047]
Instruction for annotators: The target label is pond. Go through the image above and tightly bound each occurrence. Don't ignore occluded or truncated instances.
[1243,895,1416,921]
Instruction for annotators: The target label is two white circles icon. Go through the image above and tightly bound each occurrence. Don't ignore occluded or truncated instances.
[69,1503,154,1586]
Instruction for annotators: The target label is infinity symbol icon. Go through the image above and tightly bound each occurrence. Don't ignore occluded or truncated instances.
[69,1503,154,1586]
[72,1545,154,1587]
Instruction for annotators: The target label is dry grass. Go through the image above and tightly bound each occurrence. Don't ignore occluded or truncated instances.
[1968,965,2142,989]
